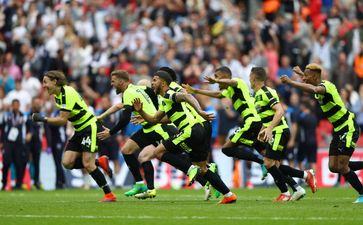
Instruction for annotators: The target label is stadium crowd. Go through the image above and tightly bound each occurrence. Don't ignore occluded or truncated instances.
[0,0,363,191]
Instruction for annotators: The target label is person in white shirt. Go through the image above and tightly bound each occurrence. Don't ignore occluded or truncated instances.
[21,64,41,98]
[4,80,31,112]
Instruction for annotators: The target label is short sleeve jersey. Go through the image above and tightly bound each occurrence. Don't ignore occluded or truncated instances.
[159,89,197,130]
[122,84,158,128]
[54,86,95,131]
[254,86,288,132]
[221,78,260,122]
[169,81,205,123]
[314,80,354,132]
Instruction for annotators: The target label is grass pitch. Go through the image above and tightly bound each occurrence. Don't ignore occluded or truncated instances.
[0,187,362,225]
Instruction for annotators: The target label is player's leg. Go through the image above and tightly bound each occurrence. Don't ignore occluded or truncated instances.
[221,122,265,165]
[329,126,363,203]
[83,122,116,202]
[190,124,236,204]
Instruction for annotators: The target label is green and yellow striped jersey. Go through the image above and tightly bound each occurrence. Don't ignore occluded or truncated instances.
[221,78,260,122]
[122,84,159,129]
[54,85,96,131]
[159,89,197,130]
[169,81,205,124]
[254,86,288,133]
[314,80,354,132]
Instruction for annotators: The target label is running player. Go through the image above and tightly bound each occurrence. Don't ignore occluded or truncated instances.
[32,70,116,202]
[281,63,363,203]
[158,66,218,200]
[133,71,237,204]
[97,70,200,198]
[250,67,312,201]
[183,67,268,179]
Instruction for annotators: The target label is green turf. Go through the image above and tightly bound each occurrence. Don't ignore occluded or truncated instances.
[0,187,362,225]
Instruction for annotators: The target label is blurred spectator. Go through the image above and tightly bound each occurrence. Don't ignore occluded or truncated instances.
[332,52,355,91]
[236,54,254,91]
[340,87,352,111]
[297,101,318,171]
[0,52,22,81]
[0,67,15,94]
[0,99,29,191]
[4,79,31,112]
[276,55,293,102]
[96,95,121,181]
[44,101,67,189]
[183,54,202,85]
[284,91,301,167]
[310,25,332,73]
[21,63,41,98]
[352,84,363,132]
[115,52,136,75]
[221,49,243,79]
[354,42,363,89]
[26,98,43,190]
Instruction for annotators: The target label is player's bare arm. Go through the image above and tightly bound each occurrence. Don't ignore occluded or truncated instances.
[205,76,238,88]
[174,93,215,121]
[97,103,124,121]
[33,110,69,126]
[280,75,326,95]
[182,84,223,98]
[132,98,165,124]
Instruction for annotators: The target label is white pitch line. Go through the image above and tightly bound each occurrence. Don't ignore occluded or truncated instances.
[0,215,362,221]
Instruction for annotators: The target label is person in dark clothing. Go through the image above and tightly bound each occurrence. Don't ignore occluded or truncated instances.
[1,99,29,190]
[297,101,318,171]
[44,107,67,189]
[26,98,43,189]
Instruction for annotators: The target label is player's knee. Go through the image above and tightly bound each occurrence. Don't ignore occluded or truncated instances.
[62,160,73,169]
[328,165,339,173]
[263,158,275,169]
[121,147,134,154]
[337,164,350,174]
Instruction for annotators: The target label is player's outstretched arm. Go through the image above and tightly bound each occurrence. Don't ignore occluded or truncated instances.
[280,75,325,94]
[33,111,69,126]
[97,105,131,140]
[132,98,165,124]
[182,84,223,99]
[97,103,124,121]
[204,76,237,88]
[175,93,215,121]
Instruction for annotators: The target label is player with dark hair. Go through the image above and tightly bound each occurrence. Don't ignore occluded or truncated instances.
[158,66,218,200]
[250,67,313,201]
[133,71,237,204]
[184,66,268,182]
[97,70,201,199]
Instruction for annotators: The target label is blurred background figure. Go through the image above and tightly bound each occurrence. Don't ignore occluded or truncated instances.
[1,99,29,191]
[25,98,43,190]
[297,100,318,171]
[44,100,67,190]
